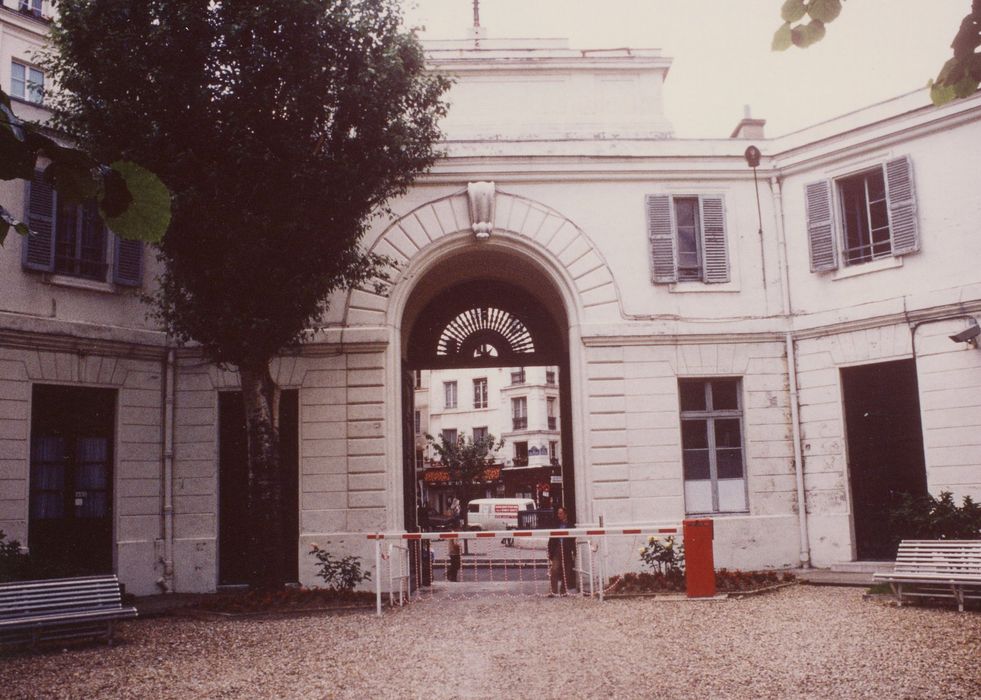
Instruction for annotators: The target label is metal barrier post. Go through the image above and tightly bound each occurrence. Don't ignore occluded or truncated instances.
[374,537,383,616]
[598,514,606,602]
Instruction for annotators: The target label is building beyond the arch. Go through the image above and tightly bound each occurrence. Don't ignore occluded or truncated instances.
[2,15,981,593]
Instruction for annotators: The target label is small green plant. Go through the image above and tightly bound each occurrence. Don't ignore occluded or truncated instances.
[308,544,371,592]
[639,535,685,576]
[0,530,29,582]
[888,491,981,542]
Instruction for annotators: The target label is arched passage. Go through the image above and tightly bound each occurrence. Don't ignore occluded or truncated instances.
[398,245,578,531]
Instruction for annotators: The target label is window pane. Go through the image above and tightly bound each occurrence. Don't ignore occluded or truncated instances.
[711,380,739,410]
[679,381,706,412]
[674,198,697,227]
[683,449,710,480]
[684,479,713,514]
[717,478,747,512]
[11,62,25,98]
[681,419,708,449]
[714,418,742,448]
[866,169,886,201]
[717,448,744,479]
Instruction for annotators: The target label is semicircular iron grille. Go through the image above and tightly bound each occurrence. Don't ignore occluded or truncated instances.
[437,307,535,359]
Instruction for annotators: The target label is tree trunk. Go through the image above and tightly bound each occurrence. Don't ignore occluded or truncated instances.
[239,360,284,589]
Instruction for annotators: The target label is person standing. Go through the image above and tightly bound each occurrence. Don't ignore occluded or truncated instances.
[547,506,576,595]
[447,534,462,582]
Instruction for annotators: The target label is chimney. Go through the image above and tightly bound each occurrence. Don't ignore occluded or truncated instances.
[730,105,766,139]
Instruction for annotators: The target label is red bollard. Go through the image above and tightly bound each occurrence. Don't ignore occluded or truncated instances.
[684,518,716,598]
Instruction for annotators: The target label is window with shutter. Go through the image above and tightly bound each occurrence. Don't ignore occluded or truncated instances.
[646,193,729,284]
[22,170,144,287]
[807,157,919,272]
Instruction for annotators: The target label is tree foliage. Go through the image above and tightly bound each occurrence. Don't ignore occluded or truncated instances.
[45,0,449,587]
[426,431,504,507]
[0,88,170,246]
[773,0,981,105]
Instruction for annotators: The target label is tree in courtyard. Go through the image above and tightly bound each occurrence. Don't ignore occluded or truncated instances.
[426,432,504,519]
[45,0,449,588]
[772,0,981,105]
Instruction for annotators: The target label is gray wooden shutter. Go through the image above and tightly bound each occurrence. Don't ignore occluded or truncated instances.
[113,235,144,286]
[884,156,919,256]
[646,194,677,283]
[699,196,729,283]
[805,180,837,272]
[21,170,56,272]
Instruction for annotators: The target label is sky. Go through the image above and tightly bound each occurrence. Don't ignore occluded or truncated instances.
[403,0,969,138]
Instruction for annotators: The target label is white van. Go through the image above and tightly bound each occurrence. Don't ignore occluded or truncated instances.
[466,498,537,531]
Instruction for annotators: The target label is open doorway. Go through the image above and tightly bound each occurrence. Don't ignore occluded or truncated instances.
[402,278,575,532]
[842,359,927,560]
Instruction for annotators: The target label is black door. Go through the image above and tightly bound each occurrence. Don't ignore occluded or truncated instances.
[30,385,116,576]
[842,359,928,560]
[218,390,299,585]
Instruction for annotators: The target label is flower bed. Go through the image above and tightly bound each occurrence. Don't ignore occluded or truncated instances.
[189,587,375,615]
[607,569,796,596]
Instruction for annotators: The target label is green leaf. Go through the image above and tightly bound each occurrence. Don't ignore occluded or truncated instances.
[953,73,979,98]
[772,23,793,51]
[929,79,958,106]
[781,0,807,23]
[792,19,826,48]
[0,205,29,247]
[101,161,171,243]
[807,0,842,24]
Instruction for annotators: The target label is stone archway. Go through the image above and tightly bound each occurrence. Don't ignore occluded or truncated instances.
[342,187,623,532]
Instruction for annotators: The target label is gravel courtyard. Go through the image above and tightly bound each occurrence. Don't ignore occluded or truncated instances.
[2,586,979,699]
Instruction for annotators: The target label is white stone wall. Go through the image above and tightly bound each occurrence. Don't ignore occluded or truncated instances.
[0,345,165,596]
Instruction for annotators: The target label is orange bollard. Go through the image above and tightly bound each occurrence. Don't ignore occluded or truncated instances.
[684,518,716,598]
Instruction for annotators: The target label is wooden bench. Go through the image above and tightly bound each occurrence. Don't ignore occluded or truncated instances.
[0,575,138,649]
[872,540,981,612]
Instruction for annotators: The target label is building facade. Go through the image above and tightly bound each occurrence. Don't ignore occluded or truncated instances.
[2,17,980,594]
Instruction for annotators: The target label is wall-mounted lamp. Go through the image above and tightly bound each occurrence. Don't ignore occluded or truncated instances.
[949,319,980,348]
[744,145,763,237]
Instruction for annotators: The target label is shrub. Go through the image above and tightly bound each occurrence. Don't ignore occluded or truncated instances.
[888,491,981,541]
[308,544,371,592]
[0,530,30,582]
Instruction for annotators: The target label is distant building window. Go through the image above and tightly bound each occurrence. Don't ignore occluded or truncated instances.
[510,368,526,385]
[441,429,458,447]
[545,370,556,385]
[414,370,422,389]
[513,441,528,467]
[679,378,746,514]
[473,426,488,443]
[443,381,457,409]
[511,397,527,431]
[11,60,44,104]
[473,377,488,408]
[549,440,559,464]
[414,410,421,435]
[547,397,557,430]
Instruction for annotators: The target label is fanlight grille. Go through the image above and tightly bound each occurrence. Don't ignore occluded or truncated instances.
[437,307,535,359]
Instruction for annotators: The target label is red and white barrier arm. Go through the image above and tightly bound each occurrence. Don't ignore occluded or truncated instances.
[366,524,680,542]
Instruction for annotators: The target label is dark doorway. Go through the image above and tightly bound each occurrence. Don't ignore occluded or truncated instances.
[29,384,116,576]
[842,359,927,560]
[218,390,299,585]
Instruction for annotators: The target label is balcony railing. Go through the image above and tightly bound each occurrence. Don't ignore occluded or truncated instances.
[547,417,557,430]
[512,457,529,467]
[512,417,527,430]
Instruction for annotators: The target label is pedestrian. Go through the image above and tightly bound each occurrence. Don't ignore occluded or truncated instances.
[547,506,576,595]
[447,527,462,582]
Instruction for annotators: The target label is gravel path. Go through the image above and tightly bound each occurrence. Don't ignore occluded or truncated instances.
[2,586,979,699]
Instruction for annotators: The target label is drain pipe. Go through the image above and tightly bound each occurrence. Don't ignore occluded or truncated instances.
[771,175,811,568]
[160,347,176,591]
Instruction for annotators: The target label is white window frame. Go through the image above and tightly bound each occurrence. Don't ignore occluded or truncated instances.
[473,377,488,409]
[837,167,891,266]
[678,378,748,515]
[443,381,457,409]
[511,396,527,430]
[11,60,44,104]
